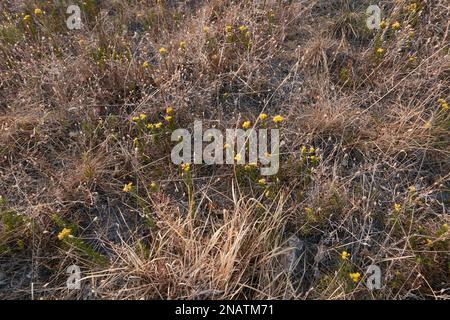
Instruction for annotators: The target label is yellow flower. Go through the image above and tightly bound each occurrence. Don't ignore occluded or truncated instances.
[308,147,315,154]
[273,115,284,125]
[376,48,384,55]
[159,47,167,56]
[131,116,140,122]
[164,115,173,122]
[300,146,307,156]
[408,56,416,63]
[408,3,417,13]
[442,223,448,232]
[258,178,267,185]
[379,20,387,29]
[239,25,248,33]
[341,251,350,260]
[154,122,162,129]
[225,25,233,33]
[181,163,190,172]
[265,190,271,197]
[23,14,30,21]
[349,272,361,283]
[244,163,257,171]
[391,21,401,30]
[224,143,231,149]
[394,203,401,213]
[139,113,147,120]
[234,154,242,162]
[123,182,133,193]
[426,239,433,247]
[242,121,251,129]
[147,123,154,130]
[149,181,157,191]
[259,113,268,121]
[142,61,149,68]
[423,121,431,129]
[179,41,186,50]
[166,106,174,115]
[203,26,209,33]
[408,31,415,38]
[438,99,448,110]
[57,228,72,241]
[34,8,42,15]
[408,185,417,193]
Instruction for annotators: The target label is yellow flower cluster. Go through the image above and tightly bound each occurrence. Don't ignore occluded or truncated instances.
[164,106,174,122]
[181,163,190,173]
[438,98,448,110]
[159,47,167,56]
[244,163,257,171]
[242,113,280,127]
[131,114,147,122]
[391,21,401,31]
[239,25,248,33]
[149,181,157,191]
[273,115,284,125]
[57,228,72,241]
[123,182,133,193]
[408,3,418,13]
[349,272,361,283]
[242,121,251,129]
[131,112,167,130]
[34,8,42,15]
[341,250,350,260]
[259,113,268,121]
[225,25,234,41]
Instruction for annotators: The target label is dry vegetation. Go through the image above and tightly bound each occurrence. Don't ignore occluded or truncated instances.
[0,0,449,300]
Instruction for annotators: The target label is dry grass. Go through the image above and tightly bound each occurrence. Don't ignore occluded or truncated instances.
[0,0,449,300]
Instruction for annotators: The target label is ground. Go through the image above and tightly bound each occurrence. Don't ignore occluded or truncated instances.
[0,0,449,300]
